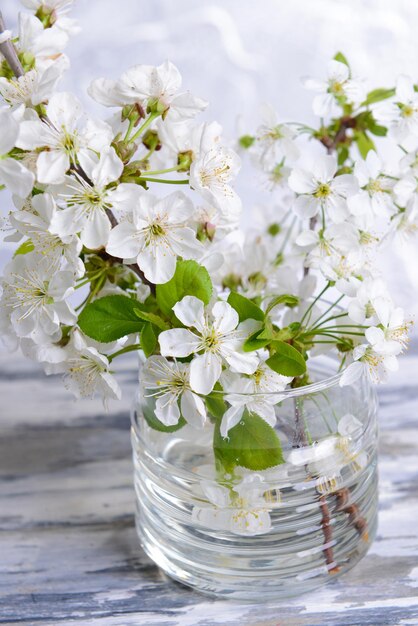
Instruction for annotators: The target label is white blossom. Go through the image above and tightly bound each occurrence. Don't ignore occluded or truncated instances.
[219,364,292,437]
[374,75,418,143]
[0,108,34,197]
[0,252,76,342]
[304,60,365,117]
[142,355,206,428]
[16,92,113,184]
[288,154,358,222]
[0,58,67,108]
[60,330,121,405]
[189,145,242,220]
[106,190,203,284]
[192,474,272,536]
[49,147,124,249]
[10,192,83,275]
[158,296,259,395]
[89,61,207,122]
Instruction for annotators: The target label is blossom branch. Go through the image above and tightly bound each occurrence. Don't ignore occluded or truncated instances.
[0,12,23,78]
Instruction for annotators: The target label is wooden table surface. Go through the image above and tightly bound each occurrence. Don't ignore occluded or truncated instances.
[1,342,418,626]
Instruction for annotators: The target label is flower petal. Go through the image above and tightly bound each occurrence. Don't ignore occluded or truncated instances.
[173,295,206,331]
[189,352,222,394]
[158,328,200,357]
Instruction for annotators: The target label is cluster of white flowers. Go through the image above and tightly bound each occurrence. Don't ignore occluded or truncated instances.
[0,2,248,405]
[0,5,415,428]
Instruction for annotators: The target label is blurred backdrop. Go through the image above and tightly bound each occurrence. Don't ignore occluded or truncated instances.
[1,0,417,322]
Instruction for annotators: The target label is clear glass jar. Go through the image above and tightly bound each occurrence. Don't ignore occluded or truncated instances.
[131,354,378,601]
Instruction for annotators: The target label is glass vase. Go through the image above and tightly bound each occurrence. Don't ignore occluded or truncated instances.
[131,354,378,601]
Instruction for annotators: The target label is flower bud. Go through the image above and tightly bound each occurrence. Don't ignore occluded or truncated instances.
[35,6,57,28]
[177,150,193,172]
[112,140,137,163]
[146,97,167,117]
[122,103,145,124]
[142,130,161,151]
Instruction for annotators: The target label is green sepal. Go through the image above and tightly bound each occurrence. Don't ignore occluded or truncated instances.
[14,239,35,256]
[333,51,350,68]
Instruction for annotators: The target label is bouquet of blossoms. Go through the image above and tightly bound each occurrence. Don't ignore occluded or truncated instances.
[0,2,415,538]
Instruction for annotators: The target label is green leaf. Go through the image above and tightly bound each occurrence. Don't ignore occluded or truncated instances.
[266,341,306,376]
[368,121,387,137]
[243,329,270,352]
[156,260,212,318]
[204,383,227,419]
[14,239,34,256]
[361,87,395,106]
[214,409,284,471]
[140,322,157,357]
[333,51,350,67]
[142,401,186,433]
[134,308,169,331]
[78,295,144,342]
[227,291,264,322]
[265,294,299,315]
[355,131,375,159]
[337,145,349,166]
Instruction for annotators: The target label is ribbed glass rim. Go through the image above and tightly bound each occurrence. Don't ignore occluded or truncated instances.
[137,354,351,400]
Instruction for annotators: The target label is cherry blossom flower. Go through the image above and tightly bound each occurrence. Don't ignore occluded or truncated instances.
[60,330,121,406]
[347,151,396,223]
[374,75,418,143]
[0,58,67,108]
[287,419,367,495]
[16,92,113,184]
[142,355,206,428]
[250,103,299,170]
[347,278,391,326]
[88,61,207,122]
[288,154,358,222]
[49,147,124,249]
[303,60,365,117]
[339,339,401,386]
[189,145,242,220]
[219,364,292,437]
[158,296,259,395]
[106,190,203,284]
[9,192,83,275]
[17,12,69,60]
[192,473,272,536]
[0,108,34,197]
[0,252,76,342]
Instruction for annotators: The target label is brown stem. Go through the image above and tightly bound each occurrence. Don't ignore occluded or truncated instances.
[0,12,24,78]
[97,241,155,294]
[335,487,369,541]
[318,495,340,573]
[292,398,308,447]
[320,116,356,155]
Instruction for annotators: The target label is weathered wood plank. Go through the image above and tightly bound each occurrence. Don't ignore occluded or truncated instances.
[1,345,418,625]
